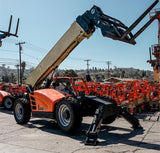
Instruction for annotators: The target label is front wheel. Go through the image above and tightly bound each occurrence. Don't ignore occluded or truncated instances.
[55,97,82,133]
[13,98,31,124]
[3,96,14,110]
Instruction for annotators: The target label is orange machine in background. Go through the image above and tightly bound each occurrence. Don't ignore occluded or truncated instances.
[148,9,160,82]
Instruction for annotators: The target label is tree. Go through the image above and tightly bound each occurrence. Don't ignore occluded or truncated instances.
[21,61,26,79]
[62,69,78,77]
[141,70,146,78]
[2,75,9,82]
[2,64,5,68]
[120,70,125,78]
[9,73,16,83]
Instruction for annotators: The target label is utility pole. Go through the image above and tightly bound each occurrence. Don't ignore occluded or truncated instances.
[16,42,25,84]
[84,59,91,75]
[84,59,91,81]
[15,64,19,84]
[106,61,111,78]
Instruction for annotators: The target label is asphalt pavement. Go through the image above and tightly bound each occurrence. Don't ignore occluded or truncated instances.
[0,107,160,153]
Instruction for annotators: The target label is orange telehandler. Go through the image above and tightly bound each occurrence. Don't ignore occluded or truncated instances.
[13,0,159,145]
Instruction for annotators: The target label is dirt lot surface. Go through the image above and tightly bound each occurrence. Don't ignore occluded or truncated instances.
[0,107,160,153]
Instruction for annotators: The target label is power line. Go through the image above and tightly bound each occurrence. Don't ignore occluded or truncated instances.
[68,56,106,63]
[2,40,113,70]
[0,58,19,62]
[3,39,107,63]
[3,38,47,53]
[0,49,17,52]
[0,48,41,62]
[24,41,47,53]
[0,57,38,65]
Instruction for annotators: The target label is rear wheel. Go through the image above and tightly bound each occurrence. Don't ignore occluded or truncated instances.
[100,95,117,124]
[3,96,14,110]
[55,97,82,133]
[14,98,31,124]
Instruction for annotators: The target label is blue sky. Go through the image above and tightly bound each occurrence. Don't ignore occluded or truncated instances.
[0,0,160,70]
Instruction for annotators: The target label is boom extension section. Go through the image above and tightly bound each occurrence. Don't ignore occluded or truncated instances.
[26,0,159,89]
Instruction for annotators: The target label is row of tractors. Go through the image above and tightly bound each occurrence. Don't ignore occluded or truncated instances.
[75,79,160,114]
[0,79,160,113]
[0,83,26,109]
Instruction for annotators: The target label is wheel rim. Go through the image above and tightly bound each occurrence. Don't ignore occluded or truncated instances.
[15,103,23,120]
[58,104,71,127]
[4,98,13,109]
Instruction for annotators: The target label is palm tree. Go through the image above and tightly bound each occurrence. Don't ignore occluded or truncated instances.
[21,61,26,81]
[15,64,19,84]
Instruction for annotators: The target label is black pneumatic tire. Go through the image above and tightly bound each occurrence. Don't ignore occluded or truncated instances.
[100,95,117,124]
[55,97,82,133]
[3,96,14,110]
[13,98,31,124]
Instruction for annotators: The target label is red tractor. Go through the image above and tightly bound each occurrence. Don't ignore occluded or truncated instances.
[0,83,25,109]
[0,90,15,110]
